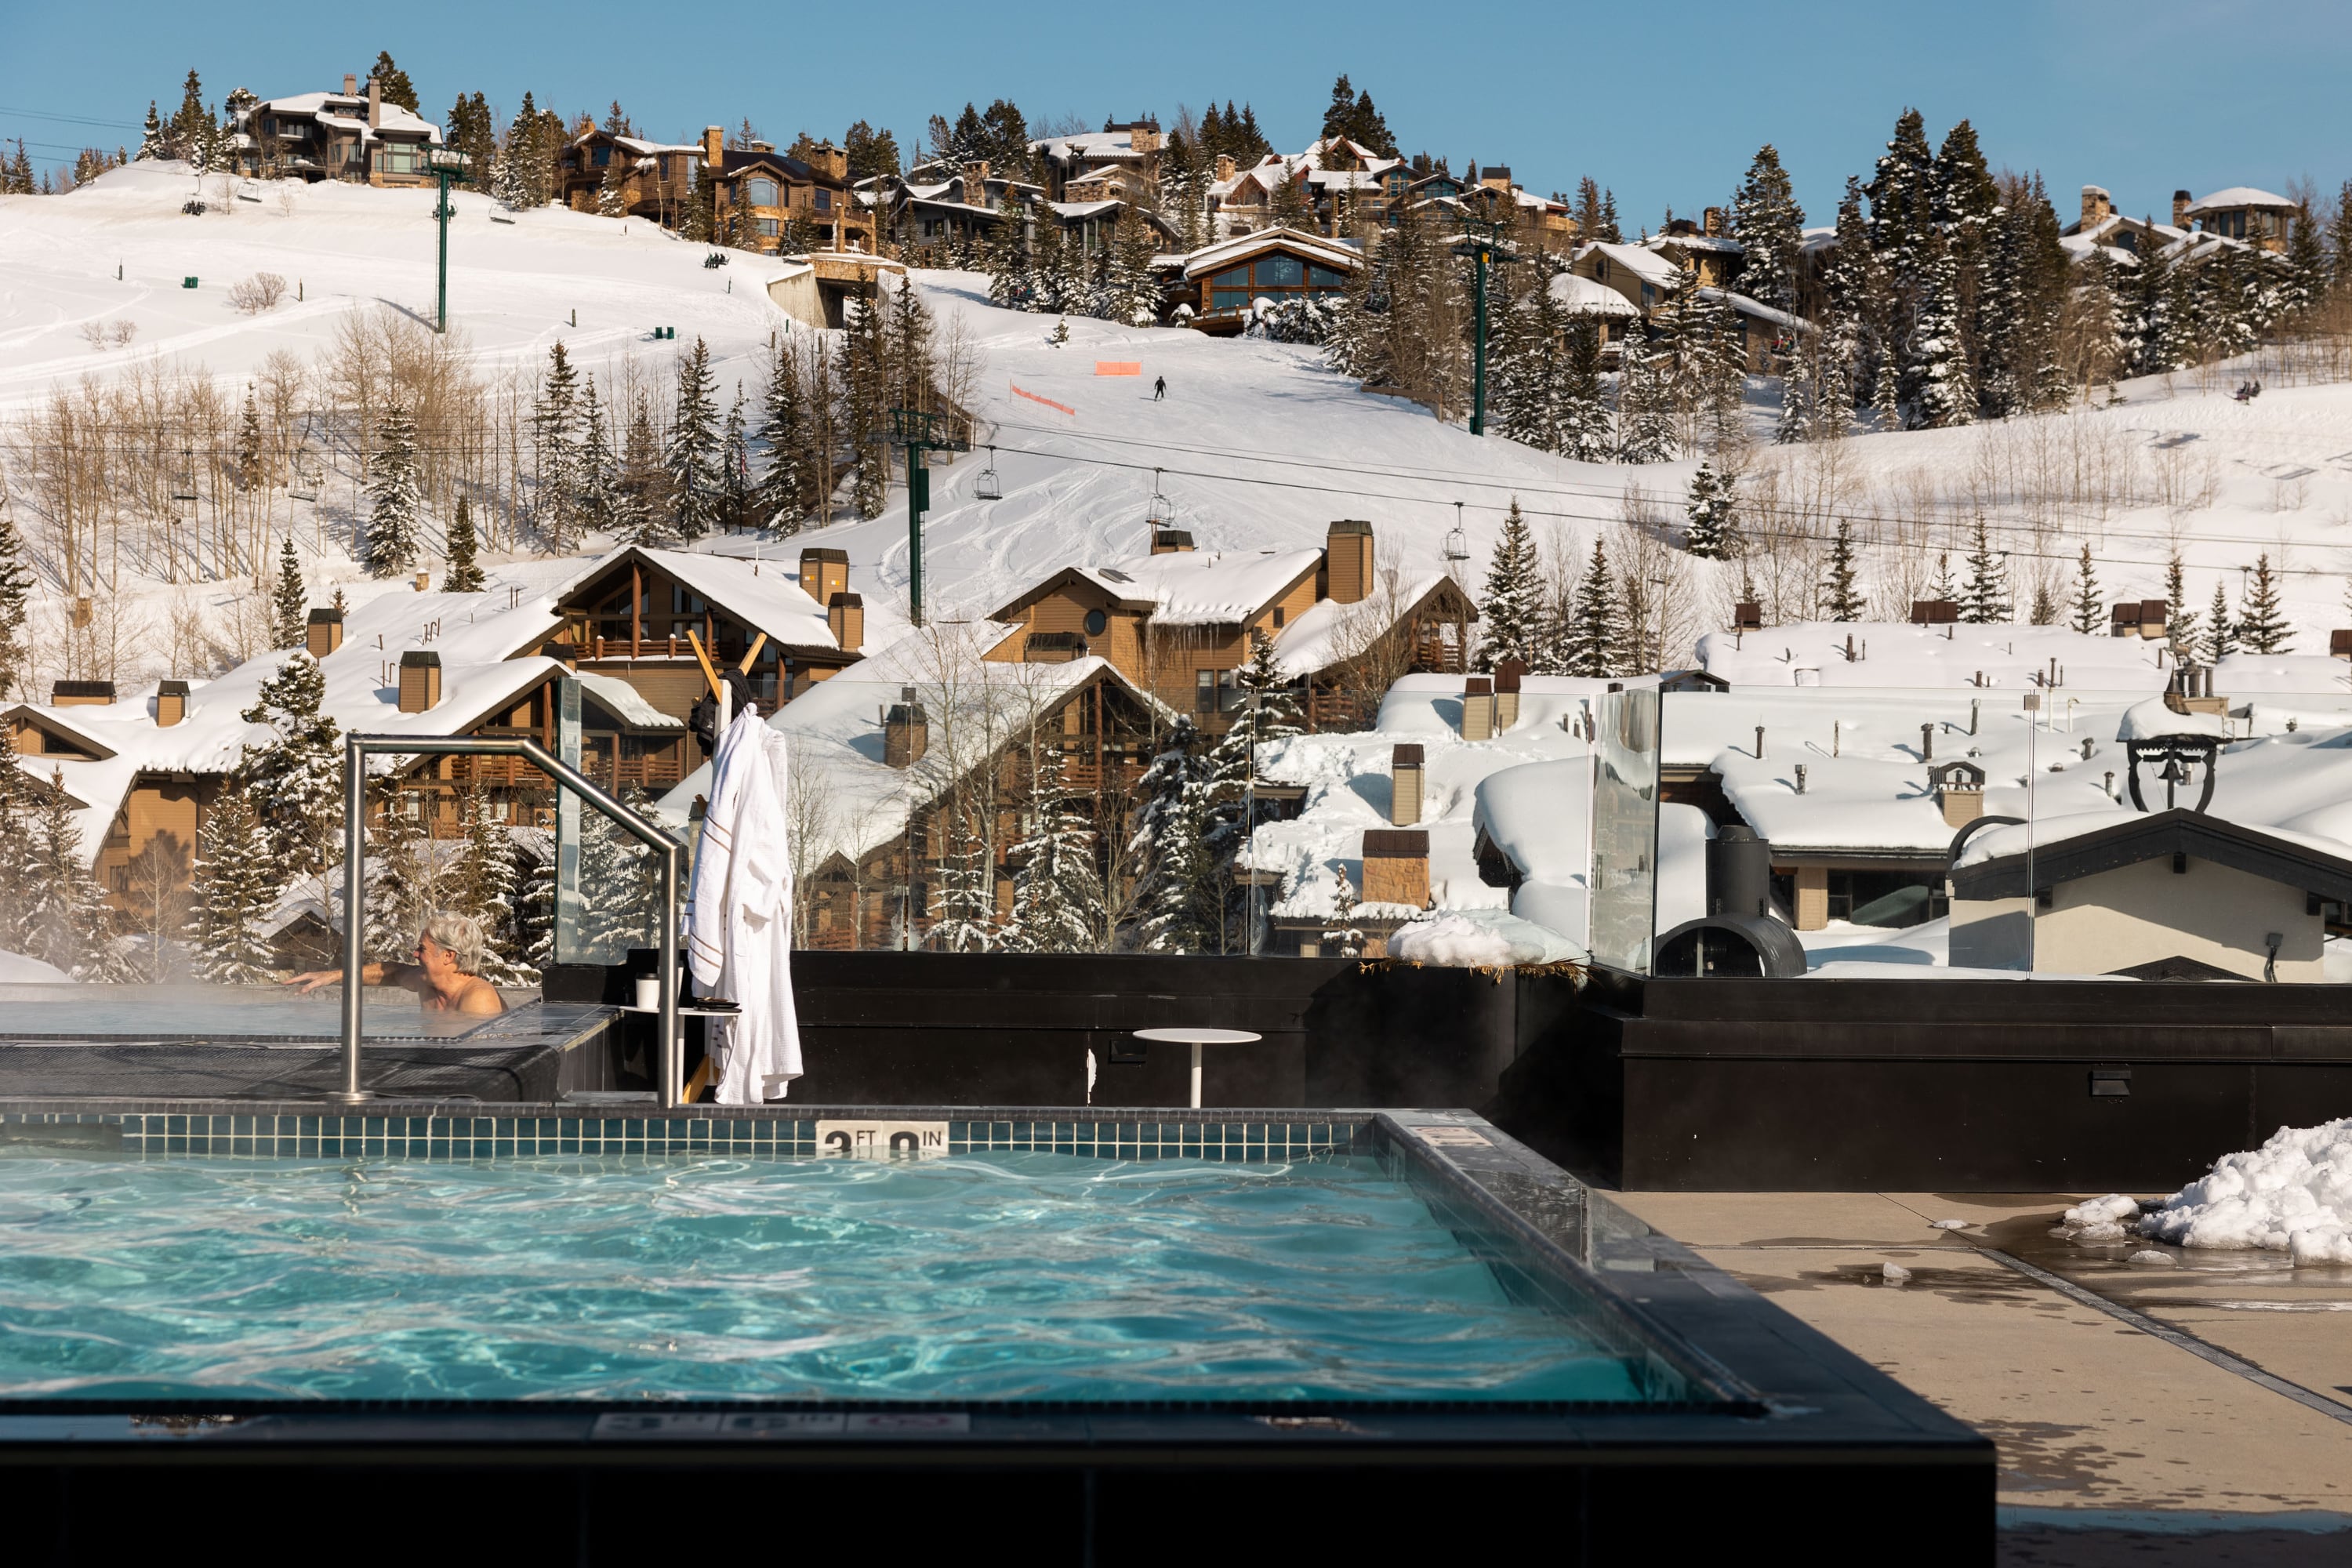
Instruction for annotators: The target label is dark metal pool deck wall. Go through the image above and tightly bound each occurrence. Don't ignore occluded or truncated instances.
[0,1110,1991,1563]
[1497,967,2352,1192]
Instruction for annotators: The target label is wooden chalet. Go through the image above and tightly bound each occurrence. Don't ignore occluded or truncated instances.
[702,130,869,255]
[557,129,702,222]
[1178,228,1363,335]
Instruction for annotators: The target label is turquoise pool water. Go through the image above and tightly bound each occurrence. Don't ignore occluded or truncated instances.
[0,1152,1661,1403]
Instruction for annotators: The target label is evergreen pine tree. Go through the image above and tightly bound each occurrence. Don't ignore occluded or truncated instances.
[364,400,423,576]
[0,750,33,956]
[753,336,809,531]
[1907,234,1976,428]
[167,69,209,161]
[271,536,307,648]
[1099,206,1161,325]
[532,339,581,550]
[2203,580,2235,665]
[0,498,33,700]
[1684,462,1737,559]
[1568,536,1626,677]
[2029,579,2058,626]
[25,768,135,981]
[136,101,165,162]
[2236,554,2290,654]
[367,53,419,114]
[666,336,726,538]
[575,376,617,536]
[1821,520,1866,621]
[2164,552,2198,657]
[2069,545,2103,635]
[187,799,277,983]
[365,783,436,963]
[234,652,343,880]
[719,387,752,532]
[615,390,673,545]
[1958,515,2010,623]
[597,157,626,219]
[1930,550,1958,607]
[234,390,265,490]
[1320,862,1366,958]
[1614,326,1676,463]
[1559,318,1612,462]
[1002,757,1104,954]
[444,789,534,983]
[1131,720,1218,953]
[1729,144,1806,314]
[444,495,485,592]
[842,292,891,519]
[1479,501,1541,667]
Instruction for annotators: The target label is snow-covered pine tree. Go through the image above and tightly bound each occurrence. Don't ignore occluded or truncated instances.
[597,156,626,219]
[1098,207,1160,325]
[931,826,997,952]
[532,339,582,548]
[0,750,32,956]
[1907,234,1976,428]
[1568,535,1627,677]
[2164,554,2198,656]
[270,536,307,648]
[1865,107,1936,397]
[2203,580,2235,665]
[575,376,617,536]
[615,390,673,545]
[1049,314,1071,347]
[982,215,1028,309]
[2029,579,2058,626]
[841,290,891,520]
[1233,626,1305,750]
[234,652,343,879]
[2237,554,2290,655]
[666,336,725,539]
[1730,143,1806,314]
[1479,501,1541,668]
[364,400,423,576]
[1683,462,1737,559]
[719,386,752,532]
[24,768,136,981]
[0,497,34,699]
[1614,325,1677,463]
[444,495,485,592]
[1130,720,1218,953]
[1822,520,1867,621]
[2069,545,2103,635]
[234,391,265,491]
[1003,757,1104,954]
[443,789,535,983]
[364,783,435,963]
[1320,862,1365,958]
[136,101,165,162]
[187,798,276,983]
[1559,318,1612,462]
[1930,550,1958,608]
[1958,515,2010,623]
[753,336,809,531]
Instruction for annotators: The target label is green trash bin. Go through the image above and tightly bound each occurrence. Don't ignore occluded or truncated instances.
[183,277,198,289]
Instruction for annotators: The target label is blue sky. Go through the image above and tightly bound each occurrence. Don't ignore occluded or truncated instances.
[6,0,2347,224]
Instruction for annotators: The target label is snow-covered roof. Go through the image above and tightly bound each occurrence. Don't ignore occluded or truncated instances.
[1577,241,1679,289]
[2117,695,2230,741]
[1100,548,1323,626]
[2187,187,2295,214]
[1696,622,2167,690]
[1650,231,1744,256]
[1032,130,1146,162]
[575,670,684,731]
[573,132,702,157]
[1268,572,1459,677]
[1694,286,1813,334]
[1047,199,1126,220]
[254,91,442,144]
[1181,227,1363,280]
[623,548,851,652]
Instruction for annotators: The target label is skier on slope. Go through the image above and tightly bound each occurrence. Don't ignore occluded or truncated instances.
[1153,376,1166,401]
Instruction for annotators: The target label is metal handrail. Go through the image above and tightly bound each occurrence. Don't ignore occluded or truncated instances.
[338,734,684,1106]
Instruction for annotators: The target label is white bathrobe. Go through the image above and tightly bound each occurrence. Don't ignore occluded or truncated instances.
[686,706,802,1103]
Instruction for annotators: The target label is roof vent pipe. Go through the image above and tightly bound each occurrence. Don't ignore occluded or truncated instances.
[1794,764,1807,795]
[1920,723,1934,761]
[1754,726,1766,760]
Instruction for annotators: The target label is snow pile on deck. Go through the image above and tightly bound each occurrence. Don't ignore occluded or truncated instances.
[0,951,72,984]
[1389,909,1581,967]
[2066,1118,2352,1265]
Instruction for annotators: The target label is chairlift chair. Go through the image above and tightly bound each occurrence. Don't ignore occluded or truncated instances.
[169,466,198,503]
[289,450,322,503]
[1144,467,1174,528]
[975,445,1003,502]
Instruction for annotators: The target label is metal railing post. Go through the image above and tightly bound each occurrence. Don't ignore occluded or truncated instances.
[335,734,689,1107]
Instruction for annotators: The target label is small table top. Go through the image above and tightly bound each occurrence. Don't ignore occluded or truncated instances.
[618,1004,741,1017]
[1131,1028,1262,1045]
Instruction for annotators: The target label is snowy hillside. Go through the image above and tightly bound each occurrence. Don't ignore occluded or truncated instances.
[6,164,2352,695]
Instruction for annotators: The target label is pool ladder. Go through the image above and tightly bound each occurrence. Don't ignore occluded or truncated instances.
[337,734,686,1107]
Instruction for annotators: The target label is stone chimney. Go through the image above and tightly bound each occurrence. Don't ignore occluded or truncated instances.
[51,680,114,707]
[1461,675,1494,741]
[964,158,989,190]
[367,76,382,131]
[1494,659,1525,730]
[800,546,849,606]
[155,680,188,728]
[702,126,724,168]
[413,569,430,592]
[884,689,928,768]
[1361,829,1431,909]
[809,142,849,181]
[1149,528,1194,554]
[1323,519,1374,605]
[397,650,442,713]
[2172,189,2192,228]
[828,592,863,653]
[1481,166,1513,192]
[343,74,358,96]
[1703,205,1726,237]
[306,606,344,658]
[1214,154,1236,183]
[2080,185,2112,228]
[1129,123,1160,158]
[1389,743,1424,826]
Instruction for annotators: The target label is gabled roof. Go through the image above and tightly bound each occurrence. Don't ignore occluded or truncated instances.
[1548,272,1640,318]
[989,550,1324,628]
[1695,286,1814,334]
[2,702,120,760]
[560,546,856,655]
[1577,241,1679,289]
[251,91,441,144]
[2187,187,2294,214]
[570,130,702,157]
[713,149,842,187]
[1181,227,1363,280]
[1269,572,1475,678]
[1951,808,2352,904]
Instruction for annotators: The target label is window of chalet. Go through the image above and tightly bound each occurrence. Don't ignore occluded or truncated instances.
[760,219,780,237]
[593,147,611,168]
[1195,669,1240,713]
[746,177,779,207]
[814,188,833,212]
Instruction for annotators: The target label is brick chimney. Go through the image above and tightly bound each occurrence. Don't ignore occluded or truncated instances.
[2080,185,2112,228]
[1389,743,1424,826]
[1494,659,1525,730]
[397,650,441,713]
[1360,829,1430,909]
[306,606,344,657]
[702,126,724,168]
[1323,519,1374,604]
[2172,189,2192,228]
[343,74,358,96]
[1703,205,1725,237]
[884,689,927,768]
[800,546,849,606]
[1214,154,1236,183]
[367,77,382,131]
[155,680,188,728]
[829,591,863,653]
[1461,675,1494,741]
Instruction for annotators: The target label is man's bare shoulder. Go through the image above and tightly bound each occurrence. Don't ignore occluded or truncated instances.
[456,976,508,1016]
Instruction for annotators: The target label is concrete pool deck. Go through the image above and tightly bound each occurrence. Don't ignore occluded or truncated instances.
[1609,1189,2352,1565]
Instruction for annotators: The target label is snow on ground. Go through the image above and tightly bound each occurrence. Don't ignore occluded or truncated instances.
[2063,1118,2352,1265]
[0,951,72,983]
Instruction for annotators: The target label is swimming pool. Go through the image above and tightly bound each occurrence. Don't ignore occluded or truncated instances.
[0,1148,1675,1404]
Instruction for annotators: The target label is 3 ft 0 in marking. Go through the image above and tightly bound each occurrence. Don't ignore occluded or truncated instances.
[815,1120,949,1158]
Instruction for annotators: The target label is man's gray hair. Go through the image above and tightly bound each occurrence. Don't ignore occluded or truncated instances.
[419,912,487,977]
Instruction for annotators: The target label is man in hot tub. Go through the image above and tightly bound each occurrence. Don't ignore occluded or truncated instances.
[286,912,507,1017]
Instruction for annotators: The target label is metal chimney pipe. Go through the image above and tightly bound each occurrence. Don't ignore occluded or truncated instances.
[1921,723,1934,760]
[1794,764,1808,795]
[1755,726,1766,760]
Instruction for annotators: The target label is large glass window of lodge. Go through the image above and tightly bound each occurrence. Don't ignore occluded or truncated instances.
[1256,256,1304,287]
[746,177,779,207]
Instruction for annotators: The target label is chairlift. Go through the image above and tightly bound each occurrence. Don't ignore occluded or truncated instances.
[1144,467,1174,528]
[289,450,322,503]
[1443,501,1470,576]
[975,445,1003,502]
[169,461,198,503]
